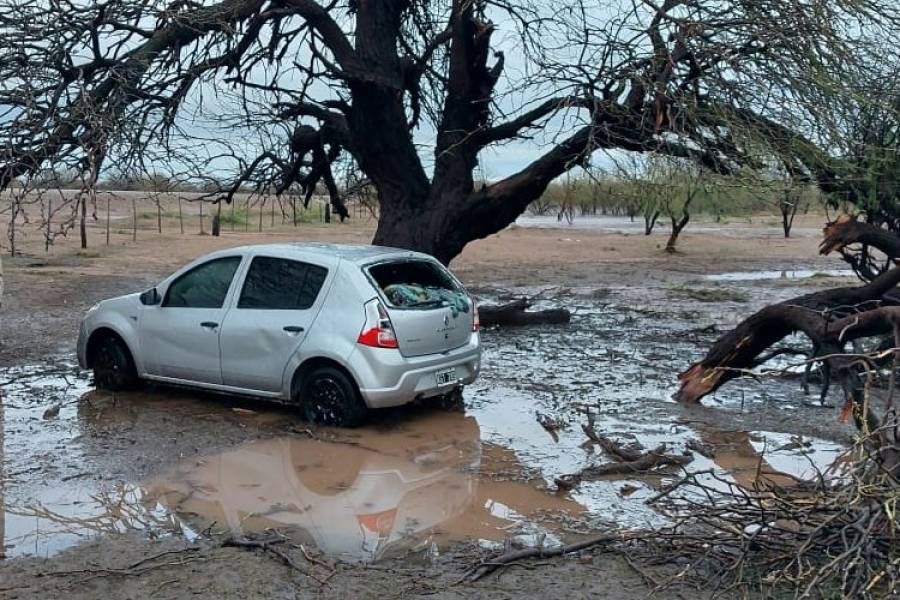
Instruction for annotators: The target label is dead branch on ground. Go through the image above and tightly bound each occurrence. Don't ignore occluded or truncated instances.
[555,417,693,490]
[223,533,334,585]
[465,531,644,582]
[638,426,899,599]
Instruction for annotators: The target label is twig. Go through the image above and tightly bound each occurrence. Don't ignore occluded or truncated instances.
[223,535,329,585]
[466,532,643,582]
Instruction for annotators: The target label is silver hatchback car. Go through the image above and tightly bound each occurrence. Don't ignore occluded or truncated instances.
[77,243,481,426]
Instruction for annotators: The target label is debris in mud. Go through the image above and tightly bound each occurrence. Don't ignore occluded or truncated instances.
[465,531,643,582]
[555,445,692,491]
[536,412,567,442]
[640,432,899,599]
[223,533,335,585]
[684,438,715,459]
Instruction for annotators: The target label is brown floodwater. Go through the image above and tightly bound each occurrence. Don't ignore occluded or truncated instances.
[143,412,586,562]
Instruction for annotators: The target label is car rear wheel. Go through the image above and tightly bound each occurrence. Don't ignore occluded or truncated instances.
[92,334,138,391]
[300,366,367,427]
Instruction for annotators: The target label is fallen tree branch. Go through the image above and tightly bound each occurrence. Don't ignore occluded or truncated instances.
[676,264,900,404]
[820,215,900,259]
[465,532,643,582]
[820,215,900,282]
[478,298,570,327]
[223,535,331,585]
[556,418,693,491]
[581,413,644,461]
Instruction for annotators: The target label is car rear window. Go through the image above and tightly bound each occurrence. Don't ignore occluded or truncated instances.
[238,256,328,310]
[368,260,464,309]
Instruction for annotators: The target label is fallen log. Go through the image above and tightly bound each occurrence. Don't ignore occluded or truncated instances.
[478,298,571,327]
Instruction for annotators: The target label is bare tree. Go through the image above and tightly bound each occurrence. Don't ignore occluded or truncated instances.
[647,157,704,252]
[1,0,899,262]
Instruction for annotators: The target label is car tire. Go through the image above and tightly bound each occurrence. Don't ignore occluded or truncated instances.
[92,334,138,391]
[300,366,367,427]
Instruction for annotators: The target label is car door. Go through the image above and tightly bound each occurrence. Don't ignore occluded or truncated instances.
[219,256,331,392]
[139,255,243,384]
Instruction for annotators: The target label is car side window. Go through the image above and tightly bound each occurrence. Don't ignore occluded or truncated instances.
[163,256,242,308]
[238,256,328,310]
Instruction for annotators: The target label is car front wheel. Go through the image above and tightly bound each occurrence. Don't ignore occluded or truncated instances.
[300,366,367,427]
[92,334,138,391]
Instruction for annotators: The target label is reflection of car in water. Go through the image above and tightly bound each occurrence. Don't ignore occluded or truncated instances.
[144,413,483,561]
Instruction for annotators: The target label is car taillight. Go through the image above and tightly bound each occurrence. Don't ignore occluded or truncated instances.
[357,299,399,348]
[472,299,480,332]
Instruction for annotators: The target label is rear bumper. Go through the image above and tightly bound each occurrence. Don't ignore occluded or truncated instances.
[352,335,481,409]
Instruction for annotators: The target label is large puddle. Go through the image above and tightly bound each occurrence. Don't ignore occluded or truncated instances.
[0,291,851,562]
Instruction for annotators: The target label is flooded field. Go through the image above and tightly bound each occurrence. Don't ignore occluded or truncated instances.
[514,215,825,239]
[0,282,851,564]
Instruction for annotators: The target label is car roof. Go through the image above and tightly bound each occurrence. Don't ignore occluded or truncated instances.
[211,242,433,265]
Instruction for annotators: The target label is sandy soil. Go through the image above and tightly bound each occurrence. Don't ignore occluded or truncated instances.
[0,208,860,599]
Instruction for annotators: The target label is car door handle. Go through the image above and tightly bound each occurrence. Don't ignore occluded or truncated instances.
[201,321,219,329]
[283,325,305,333]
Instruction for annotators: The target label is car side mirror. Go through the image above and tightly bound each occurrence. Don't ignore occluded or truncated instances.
[140,288,161,306]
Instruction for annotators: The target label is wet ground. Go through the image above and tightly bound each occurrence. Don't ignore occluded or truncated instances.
[1,275,854,568]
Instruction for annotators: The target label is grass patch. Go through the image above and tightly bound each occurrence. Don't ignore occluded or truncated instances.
[76,249,102,258]
[668,285,749,303]
[218,207,249,226]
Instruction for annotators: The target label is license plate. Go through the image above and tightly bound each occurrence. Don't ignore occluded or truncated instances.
[435,367,456,386]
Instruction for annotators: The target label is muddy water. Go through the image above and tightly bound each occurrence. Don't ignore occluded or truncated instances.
[0,368,587,561]
[0,287,854,562]
[144,412,586,562]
